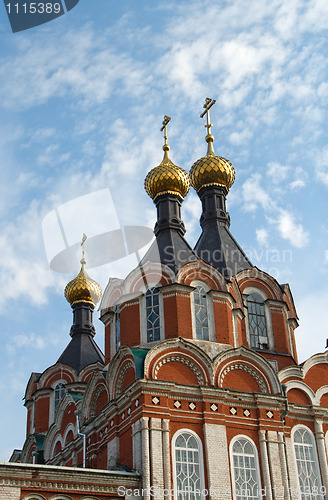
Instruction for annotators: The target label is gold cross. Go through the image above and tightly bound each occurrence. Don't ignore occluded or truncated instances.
[160,115,171,146]
[200,97,216,136]
[81,233,87,261]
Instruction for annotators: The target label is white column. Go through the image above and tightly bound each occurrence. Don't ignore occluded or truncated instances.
[107,436,120,469]
[150,418,164,499]
[314,419,328,494]
[141,417,151,500]
[259,430,273,500]
[266,431,284,500]
[0,487,21,500]
[284,436,300,500]
[203,423,232,500]
[132,420,142,473]
[162,419,171,497]
[277,432,290,500]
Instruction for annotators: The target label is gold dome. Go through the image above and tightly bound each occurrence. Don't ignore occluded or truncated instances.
[145,144,190,201]
[190,134,235,192]
[64,259,102,307]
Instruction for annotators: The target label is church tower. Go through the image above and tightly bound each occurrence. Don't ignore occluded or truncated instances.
[10,101,328,500]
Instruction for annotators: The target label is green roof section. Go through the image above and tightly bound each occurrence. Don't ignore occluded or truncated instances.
[130,348,149,379]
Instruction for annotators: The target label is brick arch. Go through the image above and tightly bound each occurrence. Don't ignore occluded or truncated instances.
[218,362,268,393]
[236,268,283,301]
[155,356,202,385]
[115,360,136,397]
[90,384,109,417]
[288,388,312,405]
[124,261,175,294]
[144,339,212,386]
[22,495,47,500]
[49,496,74,500]
[177,260,226,291]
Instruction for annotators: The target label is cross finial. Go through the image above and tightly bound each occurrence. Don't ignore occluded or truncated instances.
[159,115,173,165]
[160,115,171,147]
[81,233,87,267]
[200,98,216,155]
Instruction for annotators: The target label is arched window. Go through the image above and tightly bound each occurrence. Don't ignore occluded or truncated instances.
[193,285,209,340]
[146,287,161,342]
[293,427,323,499]
[230,436,261,500]
[115,305,120,352]
[247,293,268,349]
[54,383,65,413]
[172,430,205,500]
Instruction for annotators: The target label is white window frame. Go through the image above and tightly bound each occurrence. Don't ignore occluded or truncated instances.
[292,425,324,499]
[171,428,206,500]
[140,283,165,346]
[243,287,274,351]
[190,280,215,342]
[49,379,66,425]
[229,434,262,500]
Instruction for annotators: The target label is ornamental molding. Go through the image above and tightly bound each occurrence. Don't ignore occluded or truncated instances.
[115,360,134,397]
[219,363,268,394]
[144,337,212,383]
[0,477,129,494]
[90,384,108,417]
[162,292,191,298]
[236,268,283,300]
[154,355,204,385]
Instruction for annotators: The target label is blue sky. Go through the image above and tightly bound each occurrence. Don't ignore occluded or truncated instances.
[0,0,328,461]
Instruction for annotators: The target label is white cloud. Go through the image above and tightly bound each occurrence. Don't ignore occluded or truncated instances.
[275,210,309,248]
[290,179,305,190]
[0,202,65,310]
[314,147,328,186]
[256,228,269,246]
[267,162,290,182]
[0,28,147,110]
[241,173,274,212]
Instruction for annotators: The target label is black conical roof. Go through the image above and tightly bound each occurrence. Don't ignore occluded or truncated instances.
[57,333,104,374]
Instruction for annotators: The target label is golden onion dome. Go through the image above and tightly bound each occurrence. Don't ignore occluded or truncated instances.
[145,144,190,201]
[190,134,235,192]
[64,258,102,307]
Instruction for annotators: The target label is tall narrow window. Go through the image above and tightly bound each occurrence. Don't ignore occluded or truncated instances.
[193,285,209,340]
[247,293,268,349]
[293,427,323,499]
[54,383,65,413]
[146,287,160,342]
[115,305,120,352]
[173,431,205,500]
[230,437,261,500]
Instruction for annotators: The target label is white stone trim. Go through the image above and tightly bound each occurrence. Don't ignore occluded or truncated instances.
[285,381,315,405]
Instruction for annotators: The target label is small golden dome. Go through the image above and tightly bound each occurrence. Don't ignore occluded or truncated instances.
[64,259,102,307]
[145,144,190,201]
[190,134,235,192]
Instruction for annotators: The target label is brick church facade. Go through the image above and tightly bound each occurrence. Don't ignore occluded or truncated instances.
[3,102,328,500]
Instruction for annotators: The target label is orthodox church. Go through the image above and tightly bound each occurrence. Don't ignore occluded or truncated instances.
[3,99,328,500]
